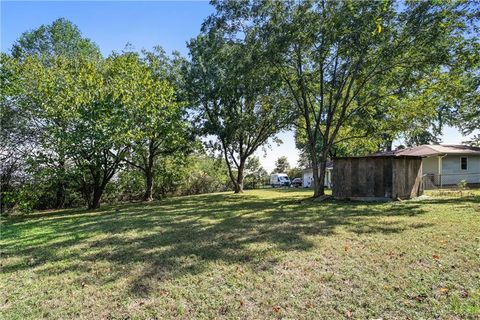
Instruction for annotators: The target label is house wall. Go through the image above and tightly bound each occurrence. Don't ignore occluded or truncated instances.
[441,155,480,185]
[302,170,312,188]
[302,169,331,188]
[422,156,438,174]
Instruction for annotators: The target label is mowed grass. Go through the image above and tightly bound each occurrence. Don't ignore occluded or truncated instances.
[1,189,479,319]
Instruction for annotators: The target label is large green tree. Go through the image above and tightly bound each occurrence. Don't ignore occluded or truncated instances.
[7,18,102,209]
[119,51,193,201]
[19,54,146,209]
[186,30,294,193]
[0,54,34,212]
[207,0,478,197]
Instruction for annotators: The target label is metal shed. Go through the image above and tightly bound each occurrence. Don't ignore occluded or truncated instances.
[332,155,423,200]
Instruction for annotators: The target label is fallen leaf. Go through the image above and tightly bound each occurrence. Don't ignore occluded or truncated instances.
[438,288,449,294]
[159,290,169,297]
[414,294,427,302]
[432,255,440,260]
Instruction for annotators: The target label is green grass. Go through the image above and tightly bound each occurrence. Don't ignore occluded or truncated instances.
[1,189,479,319]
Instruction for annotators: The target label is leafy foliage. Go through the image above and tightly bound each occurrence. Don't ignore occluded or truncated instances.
[186,26,294,193]
[244,156,268,189]
[2,9,478,211]
[11,18,101,61]
[115,50,194,201]
[206,0,479,197]
[273,156,290,174]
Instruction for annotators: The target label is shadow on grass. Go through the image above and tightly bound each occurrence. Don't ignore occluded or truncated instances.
[1,191,453,296]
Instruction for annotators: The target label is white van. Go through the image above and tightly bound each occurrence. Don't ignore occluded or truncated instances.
[270,173,291,187]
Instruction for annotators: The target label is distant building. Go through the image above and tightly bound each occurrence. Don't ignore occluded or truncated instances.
[370,144,480,187]
[302,161,333,188]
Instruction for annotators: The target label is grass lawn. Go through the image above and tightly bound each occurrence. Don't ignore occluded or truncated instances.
[1,189,479,319]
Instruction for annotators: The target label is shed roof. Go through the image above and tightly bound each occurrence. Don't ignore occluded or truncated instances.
[369,144,480,157]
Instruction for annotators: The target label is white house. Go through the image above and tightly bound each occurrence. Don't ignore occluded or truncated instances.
[302,161,333,188]
[373,144,480,187]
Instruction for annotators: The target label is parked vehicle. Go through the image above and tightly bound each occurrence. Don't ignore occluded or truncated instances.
[291,177,302,188]
[270,173,291,187]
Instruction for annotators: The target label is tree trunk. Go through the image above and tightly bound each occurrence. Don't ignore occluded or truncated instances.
[311,155,321,197]
[55,158,66,209]
[144,170,154,202]
[316,152,328,197]
[307,138,323,198]
[386,140,393,152]
[143,140,156,202]
[55,181,66,209]
[88,176,106,210]
[88,184,104,210]
[234,161,245,193]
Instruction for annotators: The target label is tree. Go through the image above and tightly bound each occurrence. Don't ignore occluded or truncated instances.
[18,54,145,209]
[244,156,268,189]
[456,39,480,146]
[186,28,294,193]
[287,167,302,179]
[404,130,441,147]
[273,156,290,174]
[116,50,193,201]
[7,18,101,209]
[0,54,33,213]
[12,18,100,61]
[179,152,231,195]
[207,0,478,197]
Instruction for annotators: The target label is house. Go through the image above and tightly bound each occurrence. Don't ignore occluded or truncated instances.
[370,144,480,188]
[302,161,333,188]
[332,155,423,200]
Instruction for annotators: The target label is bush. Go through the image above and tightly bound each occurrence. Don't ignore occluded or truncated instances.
[457,179,468,190]
[178,155,231,195]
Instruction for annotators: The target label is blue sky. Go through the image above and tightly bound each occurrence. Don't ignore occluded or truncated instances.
[1,1,473,172]
[1,1,213,56]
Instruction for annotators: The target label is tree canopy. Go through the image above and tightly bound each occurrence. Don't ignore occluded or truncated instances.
[273,156,290,174]
[186,27,294,193]
[12,18,101,61]
[205,0,479,197]
[1,5,478,212]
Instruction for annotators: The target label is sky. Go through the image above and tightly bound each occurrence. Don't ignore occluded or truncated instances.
[1,1,474,173]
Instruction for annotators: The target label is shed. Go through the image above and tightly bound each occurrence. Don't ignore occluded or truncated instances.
[332,155,423,200]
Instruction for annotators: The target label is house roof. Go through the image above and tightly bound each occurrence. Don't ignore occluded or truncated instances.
[369,144,480,157]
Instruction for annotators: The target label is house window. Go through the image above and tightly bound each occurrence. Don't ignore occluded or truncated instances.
[461,157,467,170]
